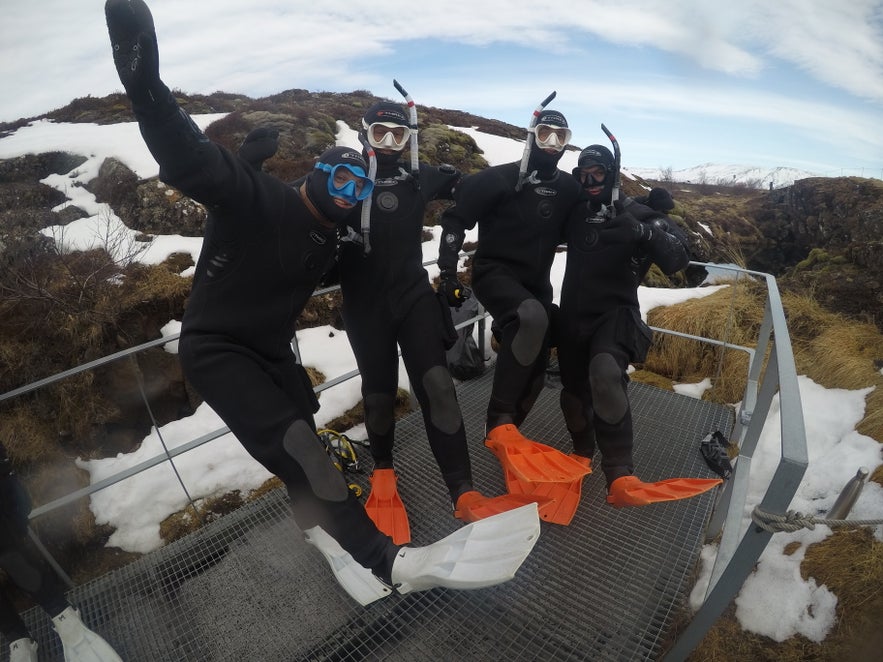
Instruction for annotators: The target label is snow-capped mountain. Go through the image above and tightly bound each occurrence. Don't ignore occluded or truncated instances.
[626,163,821,189]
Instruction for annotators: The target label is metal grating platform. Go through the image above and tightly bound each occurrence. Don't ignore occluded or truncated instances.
[7,369,732,661]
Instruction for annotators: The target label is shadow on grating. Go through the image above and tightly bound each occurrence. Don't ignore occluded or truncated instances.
[6,369,732,662]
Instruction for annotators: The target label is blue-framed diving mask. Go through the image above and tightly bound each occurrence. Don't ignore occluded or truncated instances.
[314,161,375,205]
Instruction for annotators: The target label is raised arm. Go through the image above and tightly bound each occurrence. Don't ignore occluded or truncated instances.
[436,172,486,307]
[105,0,247,209]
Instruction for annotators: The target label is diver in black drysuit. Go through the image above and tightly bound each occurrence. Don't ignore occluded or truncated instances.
[438,110,581,434]
[1,443,123,661]
[104,1,396,581]
[0,444,66,647]
[338,102,474,506]
[558,145,690,491]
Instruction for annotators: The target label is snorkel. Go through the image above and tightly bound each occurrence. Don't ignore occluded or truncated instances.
[358,133,377,254]
[393,78,419,186]
[516,90,556,192]
[601,123,621,207]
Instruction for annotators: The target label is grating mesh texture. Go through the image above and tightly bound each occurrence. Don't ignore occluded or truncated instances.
[4,369,732,661]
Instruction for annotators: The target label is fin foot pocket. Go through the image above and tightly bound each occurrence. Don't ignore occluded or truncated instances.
[485,424,592,483]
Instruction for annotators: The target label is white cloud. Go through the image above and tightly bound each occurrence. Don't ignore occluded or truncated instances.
[1,1,881,174]
[751,0,883,102]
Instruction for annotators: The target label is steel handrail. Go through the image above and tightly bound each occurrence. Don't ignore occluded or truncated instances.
[664,265,807,660]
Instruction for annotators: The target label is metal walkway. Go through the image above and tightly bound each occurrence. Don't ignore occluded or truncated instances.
[8,371,732,662]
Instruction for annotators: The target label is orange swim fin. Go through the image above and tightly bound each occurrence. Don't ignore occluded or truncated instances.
[606,475,723,508]
[501,455,592,526]
[365,468,411,544]
[453,490,556,523]
[484,424,593,483]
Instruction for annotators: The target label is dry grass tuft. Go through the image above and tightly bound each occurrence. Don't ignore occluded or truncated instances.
[246,477,285,501]
[685,527,883,661]
[629,369,675,391]
[645,281,883,446]
[785,299,883,446]
[792,529,883,661]
[645,282,764,404]
[682,603,826,661]
[0,404,62,465]
[159,491,246,544]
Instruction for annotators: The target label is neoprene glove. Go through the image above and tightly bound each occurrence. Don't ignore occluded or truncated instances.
[621,198,665,223]
[238,128,280,170]
[599,202,654,245]
[106,0,173,114]
[438,271,471,308]
[647,187,675,213]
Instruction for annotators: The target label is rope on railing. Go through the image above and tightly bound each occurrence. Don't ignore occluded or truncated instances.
[751,505,883,533]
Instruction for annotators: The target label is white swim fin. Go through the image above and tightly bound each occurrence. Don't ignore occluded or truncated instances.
[51,607,122,662]
[9,638,38,662]
[304,525,393,606]
[392,502,540,594]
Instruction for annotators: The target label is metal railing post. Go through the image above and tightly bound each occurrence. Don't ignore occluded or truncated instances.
[665,272,808,661]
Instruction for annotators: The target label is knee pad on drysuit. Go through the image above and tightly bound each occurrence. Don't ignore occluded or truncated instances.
[422,366,463,435]
[282,420,349,502]
[509,299,549,367]
[589,353,628,424]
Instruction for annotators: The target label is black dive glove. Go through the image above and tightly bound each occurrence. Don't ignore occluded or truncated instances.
[106,0,174,116]
[599,201,655,245]
[647,187,675,213]
[238,127,280,170]
[438,271,471,308]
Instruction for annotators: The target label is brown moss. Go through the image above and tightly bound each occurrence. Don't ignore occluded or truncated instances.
[679,602,826,662]
[298,291,343,329]
[629,369,676,391]
[799,529,883,661]
[246,476,285,501]
[322,388,413,435]
[159,491,246,544]
[0,404,62,465]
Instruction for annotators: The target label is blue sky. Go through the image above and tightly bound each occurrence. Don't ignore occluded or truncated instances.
[2,0,882,177]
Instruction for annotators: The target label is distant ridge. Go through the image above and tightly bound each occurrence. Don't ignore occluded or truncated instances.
[625,163,822,189]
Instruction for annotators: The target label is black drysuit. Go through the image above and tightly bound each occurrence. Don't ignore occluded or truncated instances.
[558,198,690,487]
[135,107,392,574]
[1,444,68,642]
[439,162,582,430]
[339,162,472,502]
